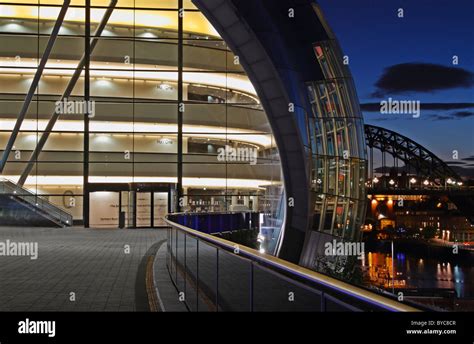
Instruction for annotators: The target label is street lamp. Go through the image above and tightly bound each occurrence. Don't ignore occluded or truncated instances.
[423,179,429,186]
[409,177,416,189]
[389,179,395,186]
[372,177,379,187]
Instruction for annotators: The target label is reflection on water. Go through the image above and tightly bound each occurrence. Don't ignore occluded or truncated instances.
[362,250,474,298]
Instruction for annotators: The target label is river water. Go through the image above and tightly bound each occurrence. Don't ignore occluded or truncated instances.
[362,248,474,298]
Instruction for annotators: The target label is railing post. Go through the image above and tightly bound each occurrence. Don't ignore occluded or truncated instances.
[196,239,199,312]
[321,292,326,312]
[175,228,178,284]
[250,262,254,312]
[215,247,219,312]
[184,233,187,299]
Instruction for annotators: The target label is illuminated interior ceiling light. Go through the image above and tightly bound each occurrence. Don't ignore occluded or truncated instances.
[4,175,277,189]
[157,82,173,91]
[409,177,416,184]
[96,78,112,86]
[372,177,379,183]
[158,138,173,145]
[0,59,257,95]
[388,179,395,185]
[141,31,156,38]
[0,5,219,37]
[0,119,273,147]
[423,179,429,186]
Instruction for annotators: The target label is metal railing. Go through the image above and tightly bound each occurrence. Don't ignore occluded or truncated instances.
[167,211,260,234]
[165,213,421,312]
[0,178,73,227]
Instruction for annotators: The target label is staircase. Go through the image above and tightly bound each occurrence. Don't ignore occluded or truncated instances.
[0,178,72,227]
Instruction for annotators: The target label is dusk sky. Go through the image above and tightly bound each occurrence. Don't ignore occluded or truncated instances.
[318,0,474,172]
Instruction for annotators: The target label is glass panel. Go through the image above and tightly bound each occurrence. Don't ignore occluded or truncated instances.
[153,192,168,227]
[176,229,186,293]
[196,239,217,312]
[324,294,362,312]
[169,227,176,284]
[253,264,322,312]
[89,191,119,228]
[217,250,251,312]
[185,234,198,311]
[136,192,151,227]
[166,227,171,279]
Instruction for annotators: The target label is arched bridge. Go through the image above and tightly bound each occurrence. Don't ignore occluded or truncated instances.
[364,124,474,223]
[365,124,460,181]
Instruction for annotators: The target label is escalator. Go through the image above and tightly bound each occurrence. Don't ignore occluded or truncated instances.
[0,178,72,227]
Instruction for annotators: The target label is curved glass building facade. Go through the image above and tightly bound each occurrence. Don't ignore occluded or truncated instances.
[0,0,367,276]
[303,39,367,276]
[0,0,284,244]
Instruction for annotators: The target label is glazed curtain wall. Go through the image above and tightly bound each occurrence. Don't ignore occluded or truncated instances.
[304,39,367,275]
[0,1,284,234]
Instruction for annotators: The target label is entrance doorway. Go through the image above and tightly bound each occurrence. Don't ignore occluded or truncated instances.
[135,191,169,228]
[88,183,175,228]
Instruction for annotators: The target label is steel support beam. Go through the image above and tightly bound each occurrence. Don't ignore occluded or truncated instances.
[83,0,91,227]
[18,0,118,186]
[177,0,184,212]
[0,0,71,173]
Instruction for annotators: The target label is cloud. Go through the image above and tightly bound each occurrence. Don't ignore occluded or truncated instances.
[429,111,474,121]
[371,63,474,97]
[452,111,474,118]
[448,165,474,178]
[430,115,453,121]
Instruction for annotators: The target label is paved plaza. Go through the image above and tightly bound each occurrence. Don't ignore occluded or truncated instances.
[0,227,166,311]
